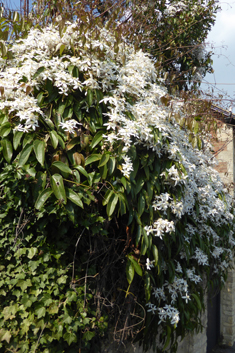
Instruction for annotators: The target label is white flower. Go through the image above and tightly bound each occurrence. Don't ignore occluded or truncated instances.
[146,258,155,270]
[121,155,133,178]
[59,119,82,134]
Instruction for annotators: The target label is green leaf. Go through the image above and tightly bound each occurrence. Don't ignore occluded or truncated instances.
[83,331,96,341]
[135,225,142,246]
[49,130,58,149]
[18,143,33,166]
[85,154,102,166]
[33,66,45,80]
[13,130,24,150]
[66,188,83,208]
[152,245,158,266]
[0,122,11,137]
[1,138,13,163]
[108,157,116,175]
[163,325,171,351]
[87,89,93,107]
[60,44,65,55]
[28,247,38,259]
[51,174,67,203]
[52,161,72,174]
[0,329,11,344]
[138,192,145,217]
[67,136,80,150]
[106,192,118,217]
[126,259,135,285]
[99,153,110,167]
[191,293,202,311]
[35,306,46,319]
[64,332,77,345]
[75,165,89,178]
[90,130,104,149]
[35,188,53,210]
[33,139,46,166]
[102,189,113,206]
[128,256,142,276]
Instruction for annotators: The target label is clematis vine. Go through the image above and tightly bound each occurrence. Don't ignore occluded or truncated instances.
[0,18,234,352]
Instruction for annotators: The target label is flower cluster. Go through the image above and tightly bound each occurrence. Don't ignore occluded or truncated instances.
[0,19,234,339]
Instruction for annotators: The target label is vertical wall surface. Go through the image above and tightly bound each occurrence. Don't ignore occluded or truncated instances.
[213,123,235,347]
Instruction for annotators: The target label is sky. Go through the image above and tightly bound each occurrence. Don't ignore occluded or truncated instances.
[202,0,235,111]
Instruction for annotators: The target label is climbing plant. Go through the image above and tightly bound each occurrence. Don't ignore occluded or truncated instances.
[0,16,234,353]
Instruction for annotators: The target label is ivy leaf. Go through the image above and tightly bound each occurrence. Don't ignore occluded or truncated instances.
[1,138,13,163]
[106,192,118,217]
[35,188,53,210]
[35,306,46,319]
[51,174,67,203]
[0,329,11,344]
[52,161,72,174]
[63,332,77,345]
[33,139,46,166]
[83,331,96,341]
[66,188,83,208]
[18,143,33,166]
[28,247,38,259]
[126,259,134,285]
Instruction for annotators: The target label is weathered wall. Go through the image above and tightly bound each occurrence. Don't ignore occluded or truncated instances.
[213,123,234,191]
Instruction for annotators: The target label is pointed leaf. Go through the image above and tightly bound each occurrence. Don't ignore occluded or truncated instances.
[152,245,159,267]
[1,138,13,163]
[18,144,33,166]
[63,332,77,345]
[102,189,113,206]
[108,157,116,175]
[106,192,118,217]
[85,154,102,166]
[33,139,46,166]
[35,188,53,210]
[99,153,110,167]
[90,130,104,149]
[0,329,11,344]
[74,165,88,178]
[33,66,45,80]
[13,130,23,150]
[52,161,72,174]
[138,192,145,217]
[128,256,142,276]
[60,44,65,56]
[0,122,11,137]
[49,130,58,149]
[51,174,67,203]
[126,259,134,285]
[66,188,83,208]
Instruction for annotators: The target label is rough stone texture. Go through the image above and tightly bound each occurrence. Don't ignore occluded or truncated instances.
[213,124,234,190]
[221,263,235,346]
